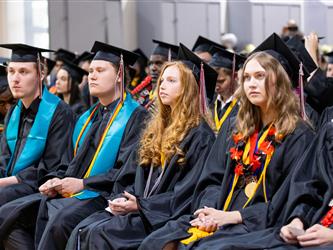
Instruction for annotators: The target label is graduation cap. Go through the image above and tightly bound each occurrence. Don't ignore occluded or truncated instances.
[286,36,317,74]
[152,40,179,61]
[61,59,88,83]
[42,57,56,75]
[192,36,225,54]
[252,33,308,119]
[178,43,218,106]
[133,48,148,66]
[0,65,8,93]
[91,41,138,66]
[209,46,246,70]
[325,51,333,64]
[73,51,95,65]
[54,48,76,62]
[252,33,308,87]
[0,43,53,63]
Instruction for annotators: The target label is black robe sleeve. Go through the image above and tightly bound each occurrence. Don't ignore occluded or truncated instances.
[15,101,75,188]
[319,106,333,129]
[305,69,333,113]
[283,122,333,228]
[136,122,216,231]
[190,117,235,211]
[0,106,14,177]
[82,106,148,196]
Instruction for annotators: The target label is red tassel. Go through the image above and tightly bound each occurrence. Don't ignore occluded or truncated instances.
[119,54,125,102]
[230,53,236,94]
[298,62,307,120]
[199,62,208,115]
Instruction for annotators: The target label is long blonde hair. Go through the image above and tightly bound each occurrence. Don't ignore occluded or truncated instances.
[138,61,213,167]
[236,51,301,140]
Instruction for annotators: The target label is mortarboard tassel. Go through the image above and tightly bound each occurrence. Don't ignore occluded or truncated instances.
[298,62,307,120]
[230,53,236,94]
[168,48,172,62]
[36,53,43,98]
[118,54,125,102]
[199,62,208,115]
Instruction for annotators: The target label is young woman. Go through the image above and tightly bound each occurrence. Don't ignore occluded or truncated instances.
[139,33,315,250]
[65,44,217,250]
[56,60,87,115]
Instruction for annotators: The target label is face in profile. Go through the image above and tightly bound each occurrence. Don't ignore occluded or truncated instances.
[55,68,70,94]
[326,63,333,78]
[158,65,182,108]
[215,68,232,97]
[243,58,269,110]
[148,55,167,83]
[7,62,40,100]
[88,60,119,99]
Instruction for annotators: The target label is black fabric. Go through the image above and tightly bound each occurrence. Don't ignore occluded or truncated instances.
[305,69,333,113]
[139,118,314,249]
[66,121,215,250]
[0,98,75,205]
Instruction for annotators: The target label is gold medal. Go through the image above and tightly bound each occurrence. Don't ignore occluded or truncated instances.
[245,181,257,198]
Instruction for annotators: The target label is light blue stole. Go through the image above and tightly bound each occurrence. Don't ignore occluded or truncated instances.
[72,93,139,199]
[6,89,60,176]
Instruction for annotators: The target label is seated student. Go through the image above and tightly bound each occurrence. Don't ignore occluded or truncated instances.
[192,36,225,64]
[138,33,315,250]
[65,43,217,250]
[0,41,147,250]
[0,65,15,135]
[208,47,245,132]
[0,44,75,205]
[55,59,88,115]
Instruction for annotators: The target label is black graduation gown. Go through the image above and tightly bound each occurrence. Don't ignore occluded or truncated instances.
[70,100,87,116]
[305,69,333,114]
[0,100,147,250]
[305,102,319,130]
[199,121,333,250]
[65,121,215,250]
[319,106,333,128]
[0,97,75,206]
[139,118,315,250]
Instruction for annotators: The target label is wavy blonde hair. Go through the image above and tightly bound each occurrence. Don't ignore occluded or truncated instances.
[236,51,301,141]
[138,61,213,167]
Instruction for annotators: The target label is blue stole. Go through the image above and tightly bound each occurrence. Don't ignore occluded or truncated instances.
[6,89,60,176]
[72,93,139,200]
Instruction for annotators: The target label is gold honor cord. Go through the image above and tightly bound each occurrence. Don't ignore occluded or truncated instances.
[73,104,101,156]
[83,94,126,179]
[214,98,237,131]
[223,124,273,211]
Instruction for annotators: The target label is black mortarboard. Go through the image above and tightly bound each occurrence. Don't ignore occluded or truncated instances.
[73,51,94,65]
[133,48,148,66]
[152,40,179,60]
[91,41,138,66]
[178,43,217,102]
[0,65,8,92]
[0,43,53,63]
[61,59,88,83]
[286,36,317,74]
[42,57,56,75]
[209,46,246,70]
[325,51,333,64]
[54,48,76,62]
[192,36,226,54]
[252,33,308,87]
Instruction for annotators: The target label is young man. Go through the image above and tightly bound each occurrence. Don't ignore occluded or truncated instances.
[0,41,147,250]
[0,44,75,205]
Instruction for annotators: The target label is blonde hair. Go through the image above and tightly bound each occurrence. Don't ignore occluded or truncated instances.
[236,51,301,140]
[138,61,213,167]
